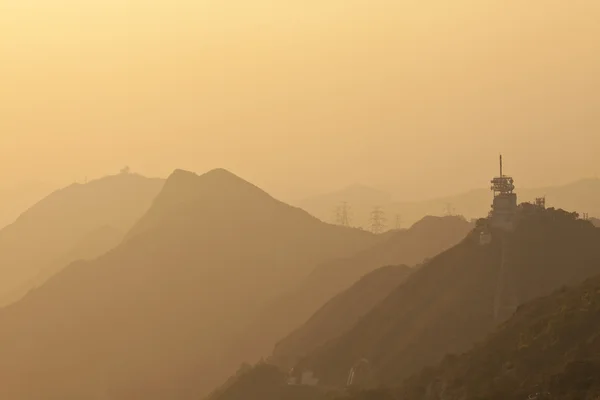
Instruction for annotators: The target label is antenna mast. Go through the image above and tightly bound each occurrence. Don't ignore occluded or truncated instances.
[489,154,517,231]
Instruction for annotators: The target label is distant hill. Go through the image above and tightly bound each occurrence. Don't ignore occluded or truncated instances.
[0,168,378,400]
[401,273,600,400]
[300,178,600,229]
[0,172,164,306]
[57,225,124,264]
[232,216,473,370]
[296,207,600,388]
[273,265,413,366]
[0,180,54,230]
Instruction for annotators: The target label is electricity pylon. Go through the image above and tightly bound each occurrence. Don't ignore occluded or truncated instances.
[370,206,387,234]
[335,202,351,227]
[395,214,402,230]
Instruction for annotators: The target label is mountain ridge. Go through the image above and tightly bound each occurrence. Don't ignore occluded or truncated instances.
[296,206,600,388]
[0,172,164,306]
[227,215,473,373]
[0,168,380,400]
[273,264,413,366]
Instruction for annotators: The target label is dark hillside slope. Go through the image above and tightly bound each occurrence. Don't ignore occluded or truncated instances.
[241,216,473,368]
[298,207,600,388]
[207,363,332,400]
[303,216,474,301]
[401,273,600,400]
[273,265,413,364]
[0,173,163,305]
[0,169,378,400]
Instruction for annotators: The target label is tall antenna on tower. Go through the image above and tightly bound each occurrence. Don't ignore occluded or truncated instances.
[499,154,503,177]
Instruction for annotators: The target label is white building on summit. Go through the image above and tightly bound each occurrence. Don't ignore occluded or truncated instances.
[489,155,517,231]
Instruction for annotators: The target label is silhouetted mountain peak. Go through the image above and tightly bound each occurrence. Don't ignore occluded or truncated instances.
[127,168,280,239]
[157,168,269,205]
[0,169,382,399]
[195,168,263,191]
[0,173,163,307]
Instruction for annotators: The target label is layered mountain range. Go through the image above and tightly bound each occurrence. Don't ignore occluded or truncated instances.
[0,168,379,399]
[0,172,164,306]
[208,207,600,400]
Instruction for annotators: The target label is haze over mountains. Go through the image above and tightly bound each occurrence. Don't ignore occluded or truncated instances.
[3,1,600,202]
[208,207,600,400]
[0,181,54,230]
[297,207,600,388]
[2,165,600,400]
[0,168,382,399]
[3,1,600,398]
[0,172,164,306]
[242,215,474,367]
[300,178,600,228]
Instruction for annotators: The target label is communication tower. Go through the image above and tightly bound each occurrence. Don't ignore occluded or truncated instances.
[489,155,517,231]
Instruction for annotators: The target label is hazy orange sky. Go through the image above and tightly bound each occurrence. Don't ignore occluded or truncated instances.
[1,0,599,201]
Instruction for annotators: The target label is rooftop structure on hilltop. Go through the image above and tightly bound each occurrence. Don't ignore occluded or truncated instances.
[535,197,546,209]
[489,155,517,231]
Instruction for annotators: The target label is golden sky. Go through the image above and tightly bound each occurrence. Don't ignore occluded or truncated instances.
[1,0,599,201]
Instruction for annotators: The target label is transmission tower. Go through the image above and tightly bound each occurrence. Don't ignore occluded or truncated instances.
[370,206,387,234]
[444,203,456,216]
[335,202,351,227]
[395,214,402,230]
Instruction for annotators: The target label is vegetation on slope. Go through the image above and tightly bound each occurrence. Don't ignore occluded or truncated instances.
[297,206,600,389]
[401,272,600,400]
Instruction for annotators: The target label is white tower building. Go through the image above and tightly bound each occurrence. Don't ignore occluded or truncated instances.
[489,155,517,231]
